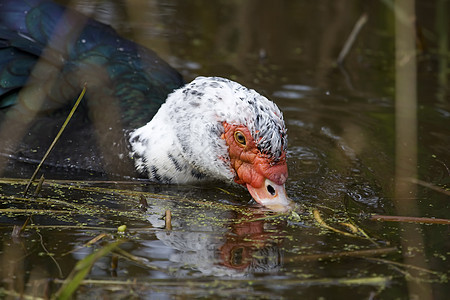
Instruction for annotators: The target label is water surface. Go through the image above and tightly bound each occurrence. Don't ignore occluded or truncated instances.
[1,0,449,299]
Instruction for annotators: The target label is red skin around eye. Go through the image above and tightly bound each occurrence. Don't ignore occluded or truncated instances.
[222,122,288,189]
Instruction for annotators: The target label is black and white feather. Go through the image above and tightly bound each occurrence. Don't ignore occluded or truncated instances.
[129,77,287,183]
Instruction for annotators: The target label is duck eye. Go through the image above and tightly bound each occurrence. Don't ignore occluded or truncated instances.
[234,131,247,146]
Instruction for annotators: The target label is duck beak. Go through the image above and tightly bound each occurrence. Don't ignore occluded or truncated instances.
[246,179,293,212]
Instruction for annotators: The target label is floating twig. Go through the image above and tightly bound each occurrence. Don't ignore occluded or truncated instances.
[290,247,397,262]
[165,210,172,230]
[0,289,46,300]
[216,187,240,197]
[23,86,86,197]
[0,209,74,214]
[11,216,32,238]
[139,195,149,210]
[3,177,241,213]
[371,214,450,225]
[33,174,45,197]
[313,209,360,237]
[52,275,391,288]
[62,233,109,256]
[111,255,118,277]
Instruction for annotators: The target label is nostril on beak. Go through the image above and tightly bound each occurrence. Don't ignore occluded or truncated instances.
[267,184,276,196]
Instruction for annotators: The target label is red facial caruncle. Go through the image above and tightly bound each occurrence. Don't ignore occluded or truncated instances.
[222,122,292,211]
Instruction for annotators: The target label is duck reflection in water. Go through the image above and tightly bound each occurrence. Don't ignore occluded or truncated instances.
[145,207,285,276]
[219,212,284,271]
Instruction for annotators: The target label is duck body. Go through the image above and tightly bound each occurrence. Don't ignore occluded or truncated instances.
[0,0,183,175]
[0,0,291,210]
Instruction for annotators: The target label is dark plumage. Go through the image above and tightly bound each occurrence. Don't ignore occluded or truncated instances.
[0,0,183,122]
[0,0,183,176]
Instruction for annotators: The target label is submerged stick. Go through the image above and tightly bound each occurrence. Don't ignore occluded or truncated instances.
[337,13,368,65]
[408,177,450,196]
[37,229,64,278]
[366,257,444,277]
[23,86,86,197]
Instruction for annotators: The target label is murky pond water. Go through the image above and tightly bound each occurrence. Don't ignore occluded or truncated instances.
[1,0,449,299]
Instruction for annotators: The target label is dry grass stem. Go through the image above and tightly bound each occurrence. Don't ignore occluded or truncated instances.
[23,86,86,197]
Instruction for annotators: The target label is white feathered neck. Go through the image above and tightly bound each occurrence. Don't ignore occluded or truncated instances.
[128,76,286,184]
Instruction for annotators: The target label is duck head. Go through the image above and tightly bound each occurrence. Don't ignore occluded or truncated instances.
[129,77,291,211]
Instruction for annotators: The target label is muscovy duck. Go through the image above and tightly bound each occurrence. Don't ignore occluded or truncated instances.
[0,0,291,211]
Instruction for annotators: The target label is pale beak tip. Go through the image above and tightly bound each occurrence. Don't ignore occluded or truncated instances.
[246,179,293,212]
